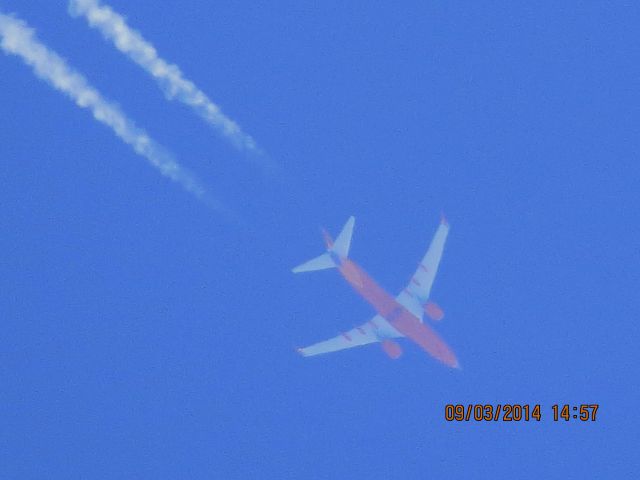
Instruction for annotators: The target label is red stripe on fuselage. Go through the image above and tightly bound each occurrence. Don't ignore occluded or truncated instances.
[338,259,399,318]
[337,258,458,368]
[390,310,458,368]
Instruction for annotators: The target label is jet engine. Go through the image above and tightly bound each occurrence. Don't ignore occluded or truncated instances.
[381,339,403,359]
[424,301,444,321]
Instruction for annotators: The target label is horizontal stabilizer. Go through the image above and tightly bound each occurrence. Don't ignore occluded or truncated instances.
[292,253,335,273]
[332,216,355,257]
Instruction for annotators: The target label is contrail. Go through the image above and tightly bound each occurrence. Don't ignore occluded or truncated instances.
[0,12,223,210]
[68,0,261,155]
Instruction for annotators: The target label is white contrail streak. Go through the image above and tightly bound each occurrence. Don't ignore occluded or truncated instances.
[0,12,222,209]
[68,0,260,155]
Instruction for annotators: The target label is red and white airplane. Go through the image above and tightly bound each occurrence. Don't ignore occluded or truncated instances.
[293,216,459,368]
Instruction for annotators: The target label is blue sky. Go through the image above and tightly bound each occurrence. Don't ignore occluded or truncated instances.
[1,1,639,478]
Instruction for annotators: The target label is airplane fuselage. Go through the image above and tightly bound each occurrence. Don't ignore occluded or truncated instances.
[335,256,406,323]
[335,256,459,368]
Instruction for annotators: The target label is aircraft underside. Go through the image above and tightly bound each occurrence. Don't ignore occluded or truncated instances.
[293,215,459,368]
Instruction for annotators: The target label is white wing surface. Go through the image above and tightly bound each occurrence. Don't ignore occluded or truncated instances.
[399,217,450,305]
[297,315,385,357]
[396,289,424,320]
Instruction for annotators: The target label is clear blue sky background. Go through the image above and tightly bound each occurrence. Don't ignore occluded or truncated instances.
[1,1,639,478]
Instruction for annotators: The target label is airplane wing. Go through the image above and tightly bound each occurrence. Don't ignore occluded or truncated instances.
[297,315,383,357]
[400,216,450,304]
[396,289,424,320]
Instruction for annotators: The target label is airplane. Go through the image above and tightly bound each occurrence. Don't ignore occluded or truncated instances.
[292,215,459,368]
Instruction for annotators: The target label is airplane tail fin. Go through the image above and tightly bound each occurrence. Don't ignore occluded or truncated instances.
[292,216,355,273]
